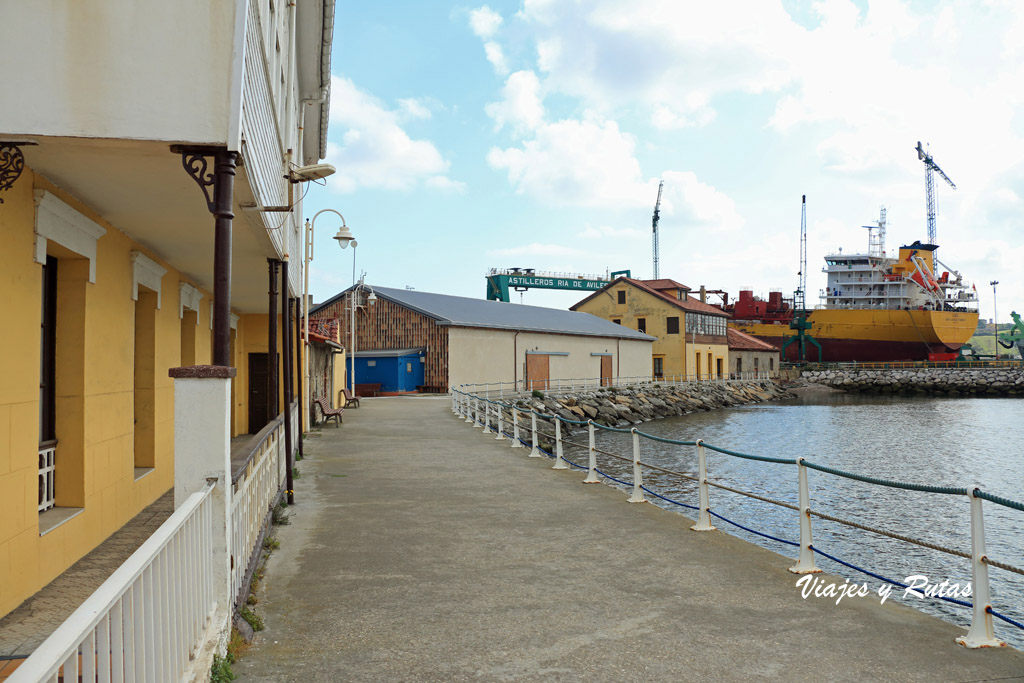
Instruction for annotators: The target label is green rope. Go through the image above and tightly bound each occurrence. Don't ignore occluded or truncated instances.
[635,431,697,447]
[702,443,796,465]
[802,460,967,495]
[976,490,1024,513]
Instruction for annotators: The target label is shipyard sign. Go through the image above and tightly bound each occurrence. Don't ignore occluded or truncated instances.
[486,272,612,301]
[506,276,607,291]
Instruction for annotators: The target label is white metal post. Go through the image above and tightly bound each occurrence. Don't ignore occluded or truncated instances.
[553,419,568,469]
[691,440,715,531]
[627,429,646,502]
[467,396,476,423]
[789,457,821,574]
[512,407,522,447]
[495,403,505,440]
[956,487,1006,648]
[583,420,600,483]
[529,412,541,458]
[483,401,492,432]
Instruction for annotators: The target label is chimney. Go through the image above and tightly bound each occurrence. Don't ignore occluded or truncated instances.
[699,285,707,303]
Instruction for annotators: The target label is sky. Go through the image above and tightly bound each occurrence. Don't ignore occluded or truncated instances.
[302,0,1024,322]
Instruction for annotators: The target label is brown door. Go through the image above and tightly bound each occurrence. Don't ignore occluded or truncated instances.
[600,355,612,387]
[248,352,270,433]
[526,354,549,390]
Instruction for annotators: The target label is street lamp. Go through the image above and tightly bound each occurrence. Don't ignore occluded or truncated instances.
[349,276,376,395]
[990,280,999,361]
[304,209,355,431]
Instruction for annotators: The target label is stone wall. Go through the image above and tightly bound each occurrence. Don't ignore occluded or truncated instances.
[481,381,790,450]
[801,367,1024,396]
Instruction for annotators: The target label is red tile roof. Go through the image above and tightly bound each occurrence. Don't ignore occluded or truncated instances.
[571,277,730,317]
[641,278,691,292]
[727,327,777,352]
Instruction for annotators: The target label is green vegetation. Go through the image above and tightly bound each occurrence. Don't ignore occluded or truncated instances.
[239,606,265,632]
[211,654,236,682]
[531,389,545,399]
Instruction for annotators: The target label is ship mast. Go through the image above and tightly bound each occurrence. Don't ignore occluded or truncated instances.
[916,141,956,246]
[651,180,664,279]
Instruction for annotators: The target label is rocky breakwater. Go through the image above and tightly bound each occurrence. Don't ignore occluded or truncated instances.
[802,367,1024,396]
[492,380,791,449]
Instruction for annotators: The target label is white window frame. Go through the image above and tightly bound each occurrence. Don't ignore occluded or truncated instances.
[33,190,107,283]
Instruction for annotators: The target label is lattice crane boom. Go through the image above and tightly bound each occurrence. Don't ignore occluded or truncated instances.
[796,194,807,312]
[916,141,956,245]
[652,180,664,279]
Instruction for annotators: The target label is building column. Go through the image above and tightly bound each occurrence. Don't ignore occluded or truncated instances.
[169,366,236,648]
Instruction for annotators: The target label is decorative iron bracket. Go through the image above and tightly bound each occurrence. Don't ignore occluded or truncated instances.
[0,143,29,204]
[171,145,227,214]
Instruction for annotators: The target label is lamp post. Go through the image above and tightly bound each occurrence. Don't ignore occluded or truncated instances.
[990,280,999,361]
[349,275,376,396]
[304,209,355,429]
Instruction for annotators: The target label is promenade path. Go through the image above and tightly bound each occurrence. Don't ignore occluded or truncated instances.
[235,396,1024,682]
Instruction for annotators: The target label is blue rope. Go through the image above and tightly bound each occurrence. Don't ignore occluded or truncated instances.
[595,468,633,487]
[708,510,800,547]
[640,485,699,511]
[988,607,1024,631]
[810,546,974,609]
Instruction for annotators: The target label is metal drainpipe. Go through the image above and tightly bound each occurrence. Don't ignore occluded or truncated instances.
[282,265,295,505]
[513,331,520,389]
[295,297,304,459]
[268,259,280,425]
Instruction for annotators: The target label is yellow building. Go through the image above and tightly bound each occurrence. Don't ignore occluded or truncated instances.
[572,278,730,380]
[0,0,332,623]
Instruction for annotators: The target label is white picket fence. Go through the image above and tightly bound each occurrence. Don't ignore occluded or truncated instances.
[12,483,217,682]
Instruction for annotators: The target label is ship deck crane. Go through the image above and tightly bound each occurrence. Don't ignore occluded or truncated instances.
[783,194,821,363]
[916,141,956,245]
[652,180,664,279]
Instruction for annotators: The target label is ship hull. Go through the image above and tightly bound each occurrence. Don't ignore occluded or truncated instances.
[732,309,978,362]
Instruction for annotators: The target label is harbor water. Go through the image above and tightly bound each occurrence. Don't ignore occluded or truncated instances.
[560,393,1024,648]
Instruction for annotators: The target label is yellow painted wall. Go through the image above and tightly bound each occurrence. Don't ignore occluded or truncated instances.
[574,284,729,380]
[333,350,347,408]
[0,169,241,619]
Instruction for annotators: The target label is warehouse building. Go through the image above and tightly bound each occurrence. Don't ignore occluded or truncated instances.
[309,285,655,392]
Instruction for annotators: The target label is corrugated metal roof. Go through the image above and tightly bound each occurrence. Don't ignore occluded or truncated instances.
[315,285,654,341]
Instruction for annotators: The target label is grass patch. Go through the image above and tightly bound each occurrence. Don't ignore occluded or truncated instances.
[239,606,265,632]
[531,389,545,399]
[292,466,300,479]
[329,473,347,478]
[263,535,280,551]
[211,653,236,682]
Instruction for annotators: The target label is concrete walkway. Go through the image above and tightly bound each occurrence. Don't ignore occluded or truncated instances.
[235,397,1024,682]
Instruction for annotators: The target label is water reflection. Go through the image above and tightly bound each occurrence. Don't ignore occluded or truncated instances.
[560,395,1024,648]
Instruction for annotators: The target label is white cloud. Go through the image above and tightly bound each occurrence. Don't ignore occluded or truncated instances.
[487,117,652,208]
[485,70,544,131]
[575,224,644,240]
[469,6,503,39]
[326,76,460,193]
[483,41,509,75]
[398,98,432,119]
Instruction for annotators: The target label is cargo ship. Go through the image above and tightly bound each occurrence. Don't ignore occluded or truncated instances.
[726,240,980,362]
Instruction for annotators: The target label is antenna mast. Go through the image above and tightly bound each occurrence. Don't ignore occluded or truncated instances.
[652,180,664,279]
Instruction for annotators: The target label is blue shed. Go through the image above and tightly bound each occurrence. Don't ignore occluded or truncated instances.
[353,347,426,393]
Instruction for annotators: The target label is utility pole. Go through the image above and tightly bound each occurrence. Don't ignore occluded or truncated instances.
[991,280,999,361]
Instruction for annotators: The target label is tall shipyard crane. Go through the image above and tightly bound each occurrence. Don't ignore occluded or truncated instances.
[916,141,956,245]
[651,180,664,279]
[796,194,807,311]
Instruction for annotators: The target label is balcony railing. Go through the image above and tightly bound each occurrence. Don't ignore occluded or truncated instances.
[38,441,56,513]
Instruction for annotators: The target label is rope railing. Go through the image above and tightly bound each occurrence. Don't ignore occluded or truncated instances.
[450,386,1024,648]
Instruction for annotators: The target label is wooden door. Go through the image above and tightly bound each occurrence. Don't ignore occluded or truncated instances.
[600,355,612,387]
[526,354,549,390]
[248,352,270,433]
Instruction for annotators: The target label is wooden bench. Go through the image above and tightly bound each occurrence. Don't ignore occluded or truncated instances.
[354,383,382,397]
[339,388,361,408]
[314,397,344,427]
